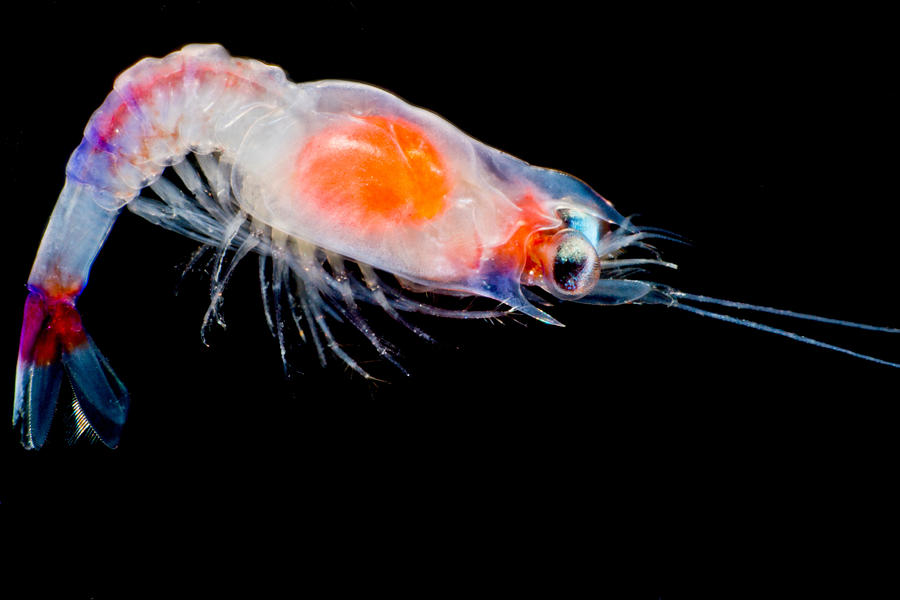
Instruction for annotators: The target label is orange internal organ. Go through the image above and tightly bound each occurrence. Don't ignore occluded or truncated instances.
[294,115,451,229]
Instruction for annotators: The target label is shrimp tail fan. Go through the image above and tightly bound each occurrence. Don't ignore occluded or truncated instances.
[577,279,900,368]
[13,289,129,449]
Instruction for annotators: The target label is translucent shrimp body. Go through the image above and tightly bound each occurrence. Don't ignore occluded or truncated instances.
[14,44,899,449]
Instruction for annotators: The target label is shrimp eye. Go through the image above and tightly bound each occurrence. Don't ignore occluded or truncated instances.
[541,229,601,299]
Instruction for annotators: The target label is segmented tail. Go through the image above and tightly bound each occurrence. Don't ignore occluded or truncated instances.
[13,287,129,449]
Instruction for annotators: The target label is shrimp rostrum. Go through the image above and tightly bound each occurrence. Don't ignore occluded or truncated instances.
[14,44,900,449]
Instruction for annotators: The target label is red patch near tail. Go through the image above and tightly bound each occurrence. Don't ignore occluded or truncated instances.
[19,290,88,366]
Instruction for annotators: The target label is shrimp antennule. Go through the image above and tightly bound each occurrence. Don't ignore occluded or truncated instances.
[669,291,900,333]
[576,279,900,368]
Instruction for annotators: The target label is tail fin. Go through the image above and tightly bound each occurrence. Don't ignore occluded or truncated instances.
[13,289,129,449]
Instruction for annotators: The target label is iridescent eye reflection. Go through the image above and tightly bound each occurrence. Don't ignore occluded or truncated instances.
[549,230,601,298]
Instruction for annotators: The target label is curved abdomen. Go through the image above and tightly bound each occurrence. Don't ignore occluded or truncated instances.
[66,44,293,206]
[29,44,295,293]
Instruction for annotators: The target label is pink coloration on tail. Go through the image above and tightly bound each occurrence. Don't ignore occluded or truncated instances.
[14,284,129,449]
[18,287,88,366]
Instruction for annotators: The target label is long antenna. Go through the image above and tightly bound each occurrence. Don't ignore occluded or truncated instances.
[671,291,900,333]
[669,301,900,368]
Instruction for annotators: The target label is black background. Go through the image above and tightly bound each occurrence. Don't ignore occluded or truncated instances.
[2,2,897,598]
